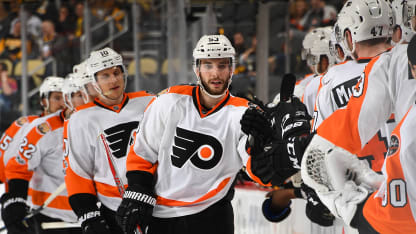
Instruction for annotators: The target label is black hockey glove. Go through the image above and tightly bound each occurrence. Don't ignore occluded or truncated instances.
[116,184,156,234]
[294,183,335,227]
[271,96,311,139]
[69,193,112,234]
[79,210,112,234]
[241,103,274,143]
[0,192,30,233]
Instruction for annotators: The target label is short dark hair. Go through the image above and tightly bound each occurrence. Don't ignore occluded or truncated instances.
[357,37,389,47]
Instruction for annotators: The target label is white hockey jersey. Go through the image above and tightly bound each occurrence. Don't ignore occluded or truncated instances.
[65,92,154,211]
[316,44,416,159]
[5,110,77,222]
[314,55,398,172]
[127,85,262,218]
[363,104,416,234]
[314,58,371,129]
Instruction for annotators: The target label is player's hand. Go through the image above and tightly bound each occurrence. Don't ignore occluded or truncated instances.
[262,189,293,222]
[0,193,30,233]
[116,184,156,234]
[79,210,111,234]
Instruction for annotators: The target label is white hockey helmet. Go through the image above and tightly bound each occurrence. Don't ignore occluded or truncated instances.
[62,73,83,111]
[86,47,127,99]
[192,34,236,98]
[301,27,332,60]
[39,76,65,99]
[329,23,347,63]
[336,0,395,55]
[39,76,64,112]
[392,0,416,43]
[309,35,336,74]
[73,60,94,87]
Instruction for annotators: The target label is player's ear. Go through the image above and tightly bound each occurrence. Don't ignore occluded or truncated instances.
[345,30,353,51]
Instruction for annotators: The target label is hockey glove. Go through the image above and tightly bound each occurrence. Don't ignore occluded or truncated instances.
[294,183,335,226]
[79,210,112,234]
[271,96,311,139]
[241,104,274,143]
[116,184,156,234]
[0,192,30,233]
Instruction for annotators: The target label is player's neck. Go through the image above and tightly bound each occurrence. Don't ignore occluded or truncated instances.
[355,42,390,58]
[98,93,124,106]
[199,91,224,109]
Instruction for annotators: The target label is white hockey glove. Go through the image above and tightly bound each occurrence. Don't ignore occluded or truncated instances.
[300,135,384,226]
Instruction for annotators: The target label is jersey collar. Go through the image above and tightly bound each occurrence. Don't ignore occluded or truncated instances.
[192,86,230,118]
[93,93,129,113]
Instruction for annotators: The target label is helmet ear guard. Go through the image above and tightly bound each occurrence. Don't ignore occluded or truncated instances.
[391,0,416,43]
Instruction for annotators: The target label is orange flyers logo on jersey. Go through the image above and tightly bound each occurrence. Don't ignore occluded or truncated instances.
[37,122,51,135]
[171,127,223,170]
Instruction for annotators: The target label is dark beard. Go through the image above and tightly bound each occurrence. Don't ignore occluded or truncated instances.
[200,77,229,96]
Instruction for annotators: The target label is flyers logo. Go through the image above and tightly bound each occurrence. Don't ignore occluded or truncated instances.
[171,127,223,170]
[103,121,139,158]
[387,135,399,157]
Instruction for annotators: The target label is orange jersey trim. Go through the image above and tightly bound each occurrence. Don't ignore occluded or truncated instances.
[29,188,72,210]
[157,177,231,206]
[317,56,380,154]
[74,101,95,112]
[127,91,153,99]
[245,157,272,187]
[194,88,230,118]
[65,166,96,196]
[166,85,194,96]
[95,180,127,198]
[225,96,248,108]
[126,147,157,175]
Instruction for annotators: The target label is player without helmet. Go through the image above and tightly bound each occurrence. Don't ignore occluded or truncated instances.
[335,0,395,58]
[193,34,236,99]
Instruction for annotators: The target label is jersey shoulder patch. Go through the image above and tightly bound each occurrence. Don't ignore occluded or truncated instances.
[37,122,51,135]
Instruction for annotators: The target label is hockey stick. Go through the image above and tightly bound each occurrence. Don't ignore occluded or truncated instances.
[99,133,143,234]
[0,182,66,232]
[280,73,296,102]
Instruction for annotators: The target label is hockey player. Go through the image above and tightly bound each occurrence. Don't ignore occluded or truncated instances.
[64,47,154,234]
[0,75,68,190]
[273,27,334,104]
[302,35,416,234]
[311,0,395,173]
[116,34,271,234]
[0,76,81,234]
